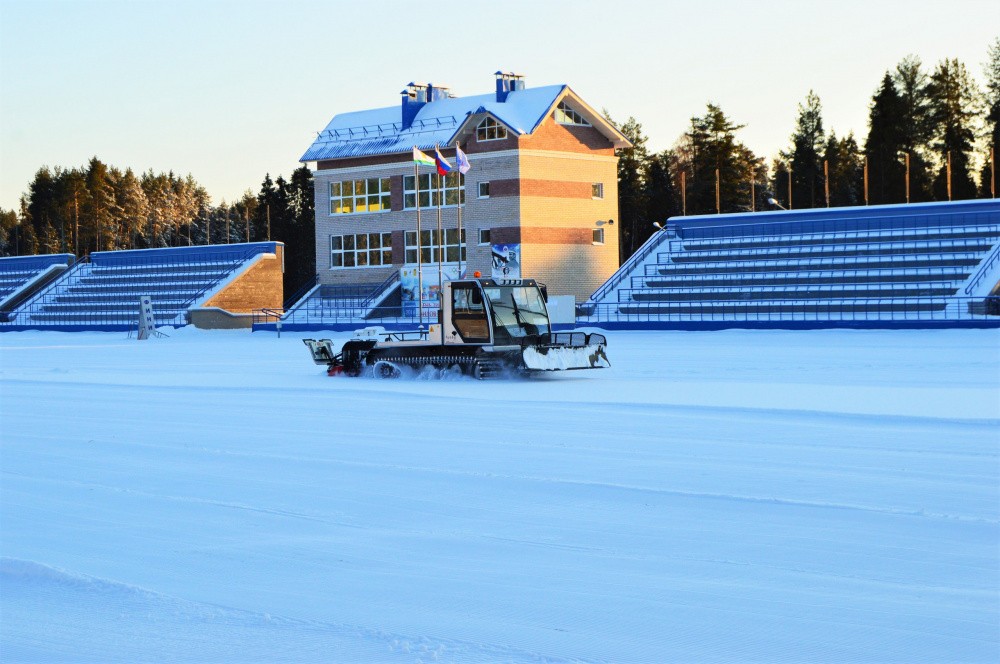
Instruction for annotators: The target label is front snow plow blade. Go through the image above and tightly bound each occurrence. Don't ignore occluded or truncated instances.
[521,332,610,372]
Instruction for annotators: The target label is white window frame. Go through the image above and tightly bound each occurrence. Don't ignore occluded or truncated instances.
[403,173,465,209]
[330,232,393,269]
[478,181,490,198]
[592,228,605,245]
[478,228,491,246]
[329,177,391,215]
[476,116,508,142]
[555,101,591,126]
[405,228,466,264]
[592,182,604,199]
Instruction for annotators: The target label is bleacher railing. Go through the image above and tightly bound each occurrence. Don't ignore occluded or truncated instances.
[965,242,1000,295]
[250,296,999,330]
[673,206,999,241]
[576,296,1000,324]
[585,227,673,308]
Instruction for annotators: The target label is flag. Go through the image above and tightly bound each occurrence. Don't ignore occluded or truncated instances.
[413,147,435,167]
[455,145,471,174]
[434,147,453,176]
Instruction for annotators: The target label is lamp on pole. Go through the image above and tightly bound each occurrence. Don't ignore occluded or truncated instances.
[767,197,788,211]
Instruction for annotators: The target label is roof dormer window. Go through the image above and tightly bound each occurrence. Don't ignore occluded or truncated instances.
[476,116,508,142]
[554,101,590,126]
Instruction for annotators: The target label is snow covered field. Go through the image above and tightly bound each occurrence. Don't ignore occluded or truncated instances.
[1,327,998,663]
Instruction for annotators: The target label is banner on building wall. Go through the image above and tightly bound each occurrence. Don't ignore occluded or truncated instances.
[491,243,521,280]
[400,265,466,317]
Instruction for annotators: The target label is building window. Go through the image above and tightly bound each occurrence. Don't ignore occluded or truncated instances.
[329,178,391,215]
[555,101,591,126]
[592,183,604,199]
[330,232,393,268]
[403,173,465,209]
[405,228,466,264]
[478,228,490,245]
[592,228,605,245]
[476,116,508,141]
[478,181,490,198]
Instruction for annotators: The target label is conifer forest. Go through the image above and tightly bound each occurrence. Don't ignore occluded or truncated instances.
[2,45,998,278]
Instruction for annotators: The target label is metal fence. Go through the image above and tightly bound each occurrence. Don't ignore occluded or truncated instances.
[250,296,1000,332]
[577,296,1000,325]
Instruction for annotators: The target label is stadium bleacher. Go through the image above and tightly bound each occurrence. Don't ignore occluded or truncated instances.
[0,254,75,320]
[581,199,1000,327]
[280,272,401,324]
[5,243,281,330]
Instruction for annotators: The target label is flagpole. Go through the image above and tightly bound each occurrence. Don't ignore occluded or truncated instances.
[456,143,464,277]
[436,150,444,300]
[414,150,423,322]
[454,143,471,278]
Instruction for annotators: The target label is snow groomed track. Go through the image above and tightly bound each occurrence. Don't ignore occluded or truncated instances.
[1,328,997,662]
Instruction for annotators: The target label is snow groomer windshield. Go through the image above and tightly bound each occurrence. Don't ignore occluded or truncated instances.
[483,284,551,344]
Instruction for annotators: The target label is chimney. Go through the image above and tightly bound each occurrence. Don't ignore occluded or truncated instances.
[494,71,525,103]
[401,82,452,130]
[401,82,428,131]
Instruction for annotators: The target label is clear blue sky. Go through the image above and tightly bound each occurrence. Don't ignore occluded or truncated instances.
[1,0,996,211]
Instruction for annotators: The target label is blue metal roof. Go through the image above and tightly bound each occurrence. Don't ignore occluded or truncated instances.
[300,85,567,163]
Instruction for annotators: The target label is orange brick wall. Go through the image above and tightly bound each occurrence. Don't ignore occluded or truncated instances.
[202,248,284,313]
[308,91,625,301]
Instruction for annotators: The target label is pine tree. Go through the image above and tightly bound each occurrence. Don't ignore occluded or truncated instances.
[981,37,1000,197]
[864,72,907,204]
[893,56,935,201]
[17,196,39,256]
[645,151,681,227]
[59,169,87,254]
[604,113,650,263]
[788,91,825,209]
[114,168,148,249]
[236,191,258,243]
[285,165,316,295]
[926,58,983,200]
[769,156,792,209]
[254,174,277,241]
[27,168,60,254]
[0,208,18,257]
[824,132,864,207]
[673,104,763,215]
[84,157,117,254]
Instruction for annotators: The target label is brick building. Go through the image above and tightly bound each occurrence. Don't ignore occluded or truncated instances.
[299,72,630,304]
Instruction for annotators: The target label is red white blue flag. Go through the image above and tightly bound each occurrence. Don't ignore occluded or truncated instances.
[434,147,453,176]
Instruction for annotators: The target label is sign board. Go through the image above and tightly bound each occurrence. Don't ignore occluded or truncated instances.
[401,265,465,318]
[137,296,156,340]
[491,243,521,280]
